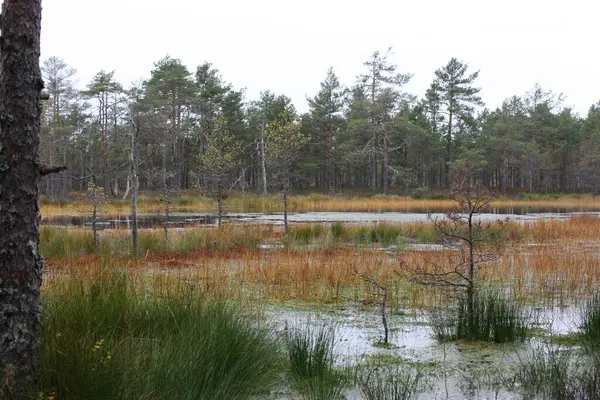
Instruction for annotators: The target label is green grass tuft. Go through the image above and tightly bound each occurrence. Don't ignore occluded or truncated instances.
[431,289,530,343]
[285,323,347,399]
[40,270,282,399]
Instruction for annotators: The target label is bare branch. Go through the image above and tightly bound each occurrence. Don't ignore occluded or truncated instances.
[40,165,67,176]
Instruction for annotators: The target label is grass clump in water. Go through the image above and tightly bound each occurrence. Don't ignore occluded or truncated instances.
[285,323,347,399]
[582,292,600,350]
[512,346,600,399]
[357,365,421,400]
[331,222,347,243]
[370,224,401,247]
[431,289,530,343]
[40,270,282,399]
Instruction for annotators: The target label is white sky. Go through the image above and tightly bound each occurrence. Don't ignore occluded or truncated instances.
[38,0,598,115]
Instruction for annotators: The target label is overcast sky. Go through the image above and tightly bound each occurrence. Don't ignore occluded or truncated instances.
[38,0,598,115]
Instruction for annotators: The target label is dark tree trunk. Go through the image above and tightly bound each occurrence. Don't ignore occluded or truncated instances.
[283,184,289,236]
[0,0,44,395]
[130,113,139,257]
[162,143,169,246]
[382,133,389,195]
[445,110,453,189]
[326,124,334,195]
[217,181,223,227]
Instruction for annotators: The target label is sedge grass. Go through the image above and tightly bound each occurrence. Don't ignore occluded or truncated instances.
[431,289,530,343]
[512,346,600,399]
[40,268,282,400]
[285,323,347,400]
[357,365,421,400]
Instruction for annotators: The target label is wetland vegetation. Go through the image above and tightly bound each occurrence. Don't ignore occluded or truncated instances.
[37,192,600,399]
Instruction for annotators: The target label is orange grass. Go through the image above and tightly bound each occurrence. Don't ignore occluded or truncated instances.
[40,193,600,216]
[42,215,600,309]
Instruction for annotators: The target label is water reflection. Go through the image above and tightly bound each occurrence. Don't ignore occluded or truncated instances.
[42,206,600,229]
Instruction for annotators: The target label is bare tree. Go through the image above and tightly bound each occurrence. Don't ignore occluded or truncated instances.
[407,162,506,335]
[85,182,106,250]
[128,103,141,256]
[0,0,56,394]
[265,110,308,235]
[356,262,390,346]
[197,116,241,227]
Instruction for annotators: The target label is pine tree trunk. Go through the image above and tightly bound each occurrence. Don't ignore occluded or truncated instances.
[445,110,453,189]
[260,122,268,195]
[0,0,44,395]
[92,200,99,250]
[130,115,139,257]
[217,182,223,228]
[382,134,389,195]
[162,143,169,245]
[283,185,289,236]
[371,144,378,193]
[467,212,475,339]
[326,125,334,195]
[101,93,112,196]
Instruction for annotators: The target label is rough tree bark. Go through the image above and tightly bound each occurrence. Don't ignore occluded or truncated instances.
[0,0,44,395]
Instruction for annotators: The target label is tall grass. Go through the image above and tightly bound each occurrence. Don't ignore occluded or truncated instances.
[285,323,347,400]
[358,365,421,400]
[40,215,600,308]
[40,225,263,259]
[40,269,282,399]
[431,289,530,343]
[582,292,600,350]
[513,346,600,399]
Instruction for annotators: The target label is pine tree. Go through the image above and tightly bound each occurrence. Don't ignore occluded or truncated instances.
[0,0,48,395]
[308,67,345,194]
[431,58,483,187]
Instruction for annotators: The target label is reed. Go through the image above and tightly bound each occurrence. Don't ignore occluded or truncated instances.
[40,192,600,216]
[40,215,600,308]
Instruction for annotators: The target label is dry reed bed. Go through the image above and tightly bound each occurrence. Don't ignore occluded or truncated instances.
[41,216,600,309]
[40,194,600,216]
[44,240,600,310]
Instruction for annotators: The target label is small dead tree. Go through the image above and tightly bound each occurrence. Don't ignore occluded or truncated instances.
[128,103,141,256]
[197,116,241,227]
[265,110,308,235]
[356,262,390,346]
[407,161,506,336]
[85,182,106,250]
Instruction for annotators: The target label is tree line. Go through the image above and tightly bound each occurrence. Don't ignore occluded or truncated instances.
[40,49,600,199]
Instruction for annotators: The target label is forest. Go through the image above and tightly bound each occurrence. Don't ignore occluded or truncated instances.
[40,49,600,201]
